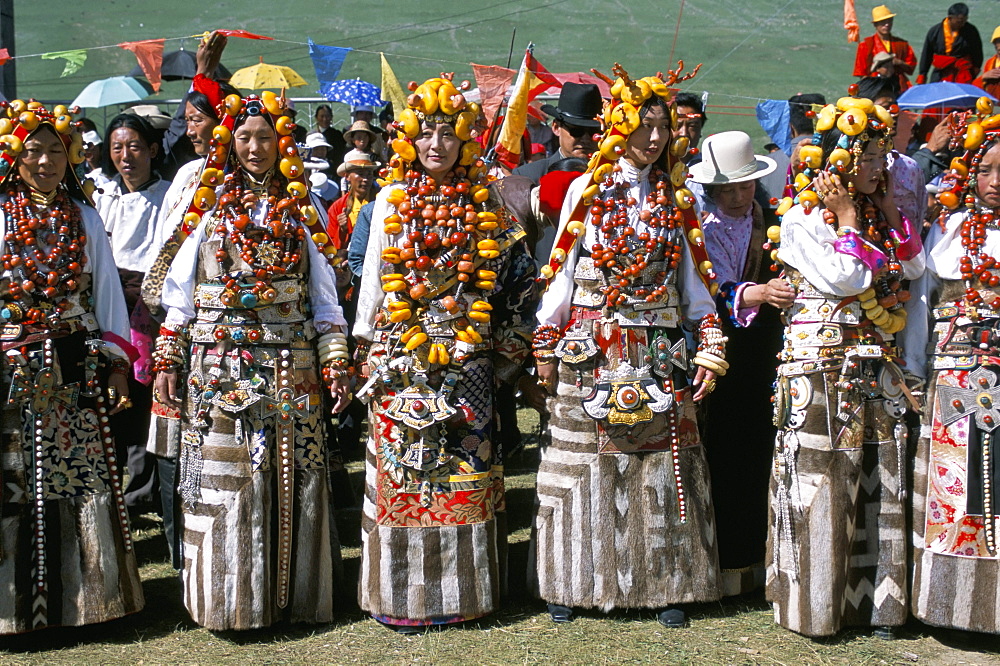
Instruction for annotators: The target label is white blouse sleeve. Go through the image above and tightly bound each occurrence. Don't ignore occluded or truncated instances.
[777,205,874,297]
[83,206,132,357]
[160,222,206,329]
[678,230,716,323]
[305,196,346,331]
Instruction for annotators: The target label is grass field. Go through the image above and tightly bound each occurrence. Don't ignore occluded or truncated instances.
[2,409,1000,665]
[10,0,993,143]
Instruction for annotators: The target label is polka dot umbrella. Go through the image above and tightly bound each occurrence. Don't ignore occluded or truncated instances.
[319,78,384,107]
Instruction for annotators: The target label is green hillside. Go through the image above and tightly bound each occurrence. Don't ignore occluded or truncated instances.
[10,0,989,143]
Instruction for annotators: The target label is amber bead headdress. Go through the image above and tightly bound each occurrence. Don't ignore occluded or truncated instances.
[0,100,92,202]
[932,97,1000,220]
[384,74,484,183]
[776,85,895,218]
[172,91,337,263]
[539,61,718,295]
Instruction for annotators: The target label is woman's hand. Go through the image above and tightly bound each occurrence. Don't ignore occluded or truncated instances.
[107,372,131,415]
[815,171,857,228]
[517,373,549,413]
[742,278,796,309]
[536,359,558,396]
[870,172,903,233]
[691,366,717,403]
[154,369,180,410]
[329,376,351,414]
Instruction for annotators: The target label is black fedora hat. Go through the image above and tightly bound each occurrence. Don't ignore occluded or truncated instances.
[541,82,602,128]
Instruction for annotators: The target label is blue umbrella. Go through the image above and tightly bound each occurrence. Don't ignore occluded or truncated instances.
[897,82,997,110]
[320,78,384,107]
[71,76,152,108]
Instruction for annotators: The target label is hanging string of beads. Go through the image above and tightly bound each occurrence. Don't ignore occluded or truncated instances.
[1,183,87,326]
[211,169,305,308]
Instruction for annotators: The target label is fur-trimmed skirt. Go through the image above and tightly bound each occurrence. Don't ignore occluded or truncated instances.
[177,342,339,631]
[767,360,908,636]
[911,367,1000,634]
[1,336,143,635]
[358,382,506,624]
[531,356,721,611]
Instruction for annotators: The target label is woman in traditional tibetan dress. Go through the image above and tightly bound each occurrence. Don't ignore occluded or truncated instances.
[694,131,789,597]
[154,92,349,630]
[768,93,924,638]
[353,75,537,630]
[0,102,143,634]
[531,64,724,629]
[900,111,1000,634]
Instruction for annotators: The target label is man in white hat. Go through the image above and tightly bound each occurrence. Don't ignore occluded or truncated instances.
[690,130,795,598]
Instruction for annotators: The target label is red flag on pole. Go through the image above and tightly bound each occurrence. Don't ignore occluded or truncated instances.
[119,39,165,92]
[472,64,515,129]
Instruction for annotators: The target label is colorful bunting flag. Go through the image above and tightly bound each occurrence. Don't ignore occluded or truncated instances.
[0,49,10,67]
[215,29,273,40]
[119,39,165,92]
[41,49,87,77]
[495,45,559,169]
[308,39,352,95]
[472,63,515,126]
[755,99,791,155]
[380,53,407,121]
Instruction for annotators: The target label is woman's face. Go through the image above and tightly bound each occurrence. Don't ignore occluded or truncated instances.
[414,122,461,180]
[624,104,670,167]
[976,142,1000,207]
[849,140,886,195]
[712,180,756,218]
[234,114,277,177]
[18,126,67,193]
[184,102,215,156]
[315,107,331,130]
[109,126,155,191]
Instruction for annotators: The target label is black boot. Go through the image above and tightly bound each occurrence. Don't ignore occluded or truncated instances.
[547,603,574,623]
[657,606,688,628]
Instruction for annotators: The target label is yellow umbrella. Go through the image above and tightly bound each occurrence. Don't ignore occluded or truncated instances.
[229,56,308,90]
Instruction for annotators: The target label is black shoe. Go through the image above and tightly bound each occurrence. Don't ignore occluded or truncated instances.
[873,626,896,640]
[657,606,688,628]
[376,620,423,635]
[547,603,574,623]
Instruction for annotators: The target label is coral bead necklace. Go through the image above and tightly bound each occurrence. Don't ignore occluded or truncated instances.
[958,207,1000,309]
[1,183,86,325]
[212,171,305,306]
[588,166,683,307]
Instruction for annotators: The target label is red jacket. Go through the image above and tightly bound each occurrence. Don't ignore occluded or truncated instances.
[853,34,917,91]
[326,194,353,250]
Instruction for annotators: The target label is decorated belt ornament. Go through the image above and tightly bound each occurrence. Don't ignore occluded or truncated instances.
[937,365,1000,554]
[384,379,456,431]
[195,279,302,310]
[649,334,688,378]
[554,334,599,364]
[582,362,674,426]
[188,321,315,345]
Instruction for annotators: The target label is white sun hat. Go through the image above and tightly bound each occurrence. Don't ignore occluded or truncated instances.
[691,131,777,185]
